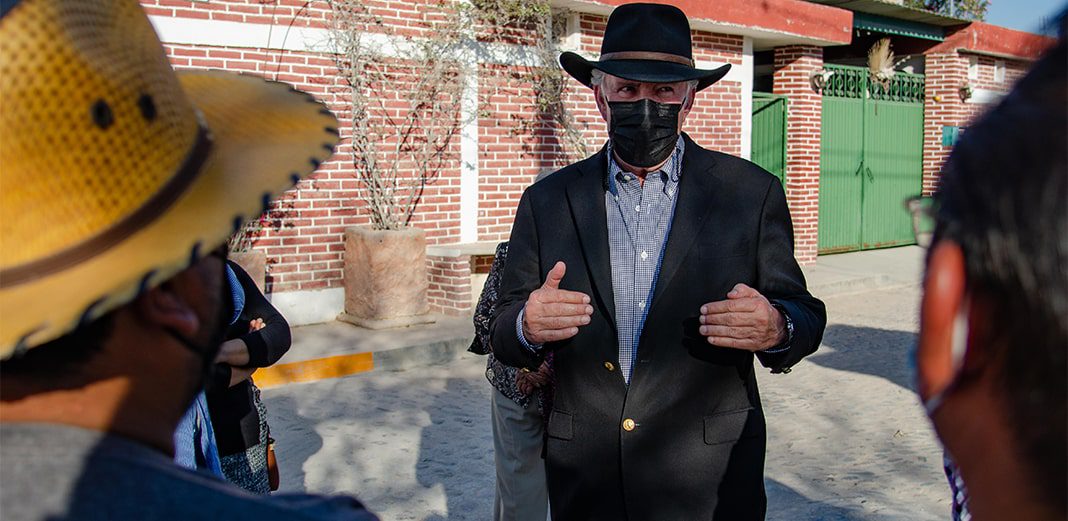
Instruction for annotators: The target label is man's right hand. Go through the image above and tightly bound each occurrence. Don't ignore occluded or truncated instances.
[522,261,593,344]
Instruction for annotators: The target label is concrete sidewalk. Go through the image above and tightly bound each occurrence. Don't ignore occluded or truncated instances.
[804,245,924,296]
[255,246,925,388]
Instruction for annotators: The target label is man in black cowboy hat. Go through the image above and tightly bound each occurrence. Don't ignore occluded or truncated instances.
[0,0,375,519]
[490,3,826,519]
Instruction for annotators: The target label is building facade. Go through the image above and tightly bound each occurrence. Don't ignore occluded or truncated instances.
[141,0,1052,324]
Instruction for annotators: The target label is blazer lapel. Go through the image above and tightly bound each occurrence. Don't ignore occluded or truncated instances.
[650,134,722,311]
[565,147,616,326]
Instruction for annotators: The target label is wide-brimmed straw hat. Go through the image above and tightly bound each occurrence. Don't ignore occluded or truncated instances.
[0,0,339,358]
[560,3,731,92]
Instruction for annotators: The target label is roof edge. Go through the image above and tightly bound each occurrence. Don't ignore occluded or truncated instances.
[552,0,853,46]
[930,22,1056,60]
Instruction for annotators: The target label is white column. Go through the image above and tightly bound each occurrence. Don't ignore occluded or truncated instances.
[458,60,480,243]
[740,37,754,161]
[456,0,480,244]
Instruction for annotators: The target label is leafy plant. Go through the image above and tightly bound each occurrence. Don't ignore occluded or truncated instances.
[904,0,989,21]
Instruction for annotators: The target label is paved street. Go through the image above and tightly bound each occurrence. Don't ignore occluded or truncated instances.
[263,281,948,520]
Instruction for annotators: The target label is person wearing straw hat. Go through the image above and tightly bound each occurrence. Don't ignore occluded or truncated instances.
[490,3,826,519]
[0,1,376,519]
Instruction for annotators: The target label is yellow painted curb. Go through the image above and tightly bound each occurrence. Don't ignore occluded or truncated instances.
[253,352,374,389]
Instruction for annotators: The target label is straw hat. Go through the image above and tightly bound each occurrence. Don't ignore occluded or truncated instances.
[559,3,730,92]
[0,0,339,357]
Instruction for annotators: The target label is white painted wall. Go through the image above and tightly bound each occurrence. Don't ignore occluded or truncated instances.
[740,37,754,160]
[271,288,345,326]
[149,15,333,52]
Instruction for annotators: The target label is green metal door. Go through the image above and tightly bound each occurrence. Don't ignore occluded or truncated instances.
[818,86,865,252]
[818,65,925,253]
[861,85,925,249]
[751,93,787,184]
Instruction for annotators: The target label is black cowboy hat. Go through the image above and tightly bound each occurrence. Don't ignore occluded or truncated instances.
[560,3,730,92]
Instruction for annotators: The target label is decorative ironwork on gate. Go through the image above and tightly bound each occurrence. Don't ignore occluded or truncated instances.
[821,64,925,103]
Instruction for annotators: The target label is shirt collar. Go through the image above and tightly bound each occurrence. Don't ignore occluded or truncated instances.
[606,136,685,197]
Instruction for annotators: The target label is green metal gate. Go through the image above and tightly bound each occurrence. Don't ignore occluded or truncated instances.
[818,64,925,253]
[751,93,787,184]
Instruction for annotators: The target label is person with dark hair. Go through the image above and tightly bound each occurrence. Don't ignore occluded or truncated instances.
[208,260,292,493]
[0,1,376,519]
[489,3,826,519]
[913,26,1066,521]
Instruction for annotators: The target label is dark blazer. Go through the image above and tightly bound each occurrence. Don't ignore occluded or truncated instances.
[490,134,826,521]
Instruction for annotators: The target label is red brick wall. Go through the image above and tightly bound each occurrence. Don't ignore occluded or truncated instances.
[922,53,967,196]
[142,0,331,27]
[477,63,579,241]
[144,0,454,34]
[164,41,465,293]
[961,54,1030,122]
[476,12,746,243]
[148,1,1043,318]
[687,33,745,157]
[922,52,1031,195]
[426,255,471,316]
[151,1,749,307]
[164,43,349,293]
[471,255,495,274]
[773,45,823,264]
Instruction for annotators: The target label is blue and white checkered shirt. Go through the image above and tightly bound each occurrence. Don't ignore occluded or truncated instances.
[515,137,792,376]
[515,137,684,384]
[606,137,684,383]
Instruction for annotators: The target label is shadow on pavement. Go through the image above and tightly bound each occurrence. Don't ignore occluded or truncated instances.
[416,376,495,520]
[766,478,878,521]
[263,393,323,493]
[807,325,917,391]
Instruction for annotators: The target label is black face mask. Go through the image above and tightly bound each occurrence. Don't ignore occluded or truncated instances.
[607,98,682,168]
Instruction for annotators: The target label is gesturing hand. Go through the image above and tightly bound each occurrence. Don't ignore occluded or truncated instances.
[699,283,786,351]
[522,261,593,345]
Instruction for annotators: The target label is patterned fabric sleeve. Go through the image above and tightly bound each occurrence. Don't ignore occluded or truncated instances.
[468,242,509,355]
[468,242,532,407]
[944,452,971,521]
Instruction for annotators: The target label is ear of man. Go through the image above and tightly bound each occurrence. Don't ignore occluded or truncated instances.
[918,240,996,404]
[918,240,968,402]
[133,278,201,339]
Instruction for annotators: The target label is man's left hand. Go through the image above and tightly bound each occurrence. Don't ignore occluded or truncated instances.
[699,283,786,351]
[515,361,551,396]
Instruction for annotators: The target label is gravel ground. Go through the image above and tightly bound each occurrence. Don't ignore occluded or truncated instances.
[263,284,949,520]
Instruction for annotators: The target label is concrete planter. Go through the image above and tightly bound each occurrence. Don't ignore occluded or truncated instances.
[228,250,267,293]
[339,226,434,329]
